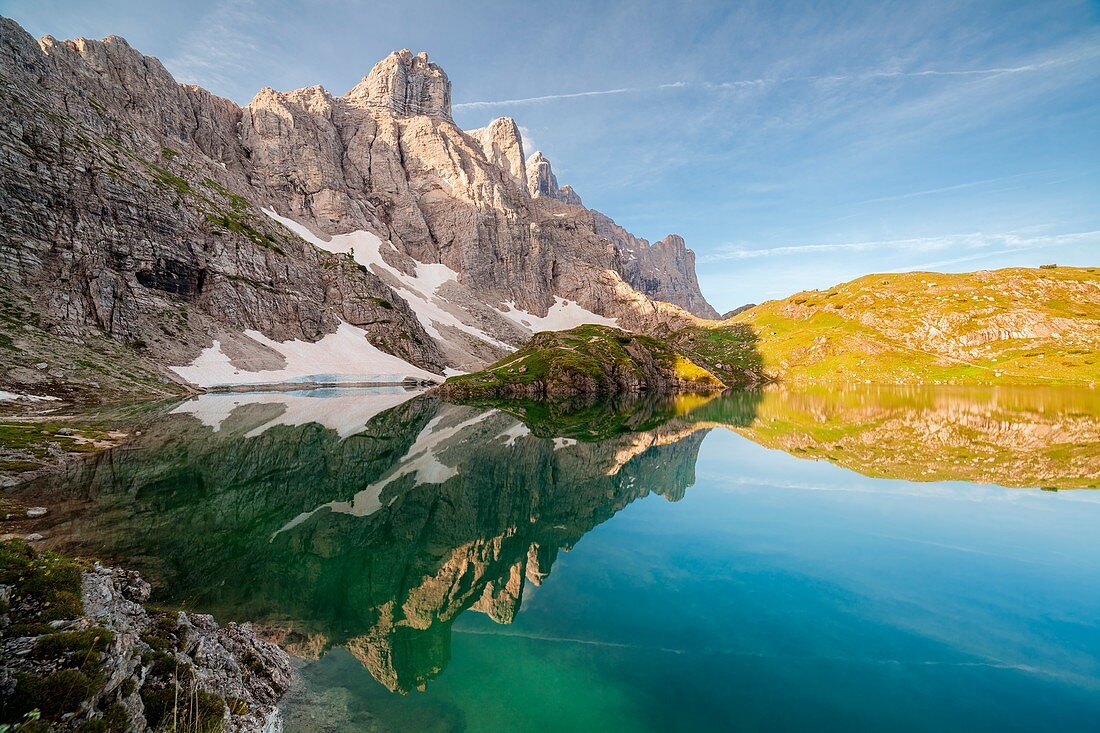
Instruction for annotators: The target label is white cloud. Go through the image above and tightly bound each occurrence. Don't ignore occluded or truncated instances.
[517,124,538,160]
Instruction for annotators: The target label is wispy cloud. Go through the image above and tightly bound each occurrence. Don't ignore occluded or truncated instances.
[853,173,1043,205]
[164,0,269,98]
[455,83,685,110]
[702,230,1100,262]
[454,57,1089,111]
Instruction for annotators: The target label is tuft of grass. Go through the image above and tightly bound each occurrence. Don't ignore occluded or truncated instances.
[0,540,85,634]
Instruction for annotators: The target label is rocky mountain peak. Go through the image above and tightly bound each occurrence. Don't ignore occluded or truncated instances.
[656,234,688,254]
[0,16,723,397]
[526,151,582,206]
[346,48,451,119]
[468,116,527,185]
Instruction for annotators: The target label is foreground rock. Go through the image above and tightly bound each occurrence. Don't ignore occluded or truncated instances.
[436,324,765,398]
[0,540,292,731]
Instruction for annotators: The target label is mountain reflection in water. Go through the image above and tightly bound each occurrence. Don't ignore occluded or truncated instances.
[16,385,1099,713]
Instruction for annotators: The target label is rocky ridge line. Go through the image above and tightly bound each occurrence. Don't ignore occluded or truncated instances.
[0,17,721,400]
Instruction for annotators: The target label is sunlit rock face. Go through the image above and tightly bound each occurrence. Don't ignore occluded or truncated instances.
[468,116,527,186]
[0,17,720,400]
[347,49,452,119]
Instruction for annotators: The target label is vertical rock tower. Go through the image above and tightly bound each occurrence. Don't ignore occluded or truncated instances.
[526,151,582,206]
[346,49,452,118]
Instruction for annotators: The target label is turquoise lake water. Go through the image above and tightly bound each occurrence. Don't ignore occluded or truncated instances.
[21,386,1100,732]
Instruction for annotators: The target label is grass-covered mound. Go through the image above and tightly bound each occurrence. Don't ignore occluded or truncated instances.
[438,324,756,398]
[729,266,1100,385]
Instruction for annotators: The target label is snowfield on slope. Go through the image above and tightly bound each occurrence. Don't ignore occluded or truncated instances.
[262,209,622,351]
[496,297,619,332]
[169,322,440,387]
[262,208,514,351]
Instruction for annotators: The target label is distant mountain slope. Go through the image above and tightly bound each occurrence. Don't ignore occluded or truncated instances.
[730,266,1100,385]
[0,18,716,401]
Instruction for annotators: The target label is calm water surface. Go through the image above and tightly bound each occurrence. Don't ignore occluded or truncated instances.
[19,385,1100,732]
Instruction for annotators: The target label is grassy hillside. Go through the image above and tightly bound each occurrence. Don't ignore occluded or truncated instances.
[729,266,1099,385]
[437,324,763,398]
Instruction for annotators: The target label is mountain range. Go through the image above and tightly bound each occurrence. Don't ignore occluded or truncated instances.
[2,17,1096,404]
[0,18,719,399]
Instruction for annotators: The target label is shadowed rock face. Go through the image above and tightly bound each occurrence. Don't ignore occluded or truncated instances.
[0,17,720,400]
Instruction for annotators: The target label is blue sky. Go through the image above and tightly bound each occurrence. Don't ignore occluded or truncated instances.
[3,0,1098,310]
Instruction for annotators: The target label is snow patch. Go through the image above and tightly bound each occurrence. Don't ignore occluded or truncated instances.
[496,422,531,447]
[0,391,59,402]
[496,297,619,334]
[169,322,439,388]
[261,209,512,351]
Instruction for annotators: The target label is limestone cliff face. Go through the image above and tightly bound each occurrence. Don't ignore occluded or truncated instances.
[468,116,527,186]
[0,17,721,393]
[525,151,582,206]
[594,212,721,319]
[346,49,452,119]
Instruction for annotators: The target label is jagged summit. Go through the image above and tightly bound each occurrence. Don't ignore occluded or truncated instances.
[346,48,451,119]
[467,116,527,185]
[526,151,582,206]
[0,16,722,400]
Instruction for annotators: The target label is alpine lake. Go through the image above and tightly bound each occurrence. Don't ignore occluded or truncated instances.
[14,384,1100,732]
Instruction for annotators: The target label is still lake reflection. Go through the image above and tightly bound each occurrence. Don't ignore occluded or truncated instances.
[19,385,1100,732]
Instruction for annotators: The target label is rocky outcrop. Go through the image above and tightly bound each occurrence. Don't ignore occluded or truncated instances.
[594,212,721,319]
[0,541,293,731]
[0,17,722,398]
[468,116,527,185]
[437,324,739,398]
[346,49,452,119]
[526,151,583,206]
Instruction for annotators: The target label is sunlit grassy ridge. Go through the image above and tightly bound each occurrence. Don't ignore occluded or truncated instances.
[439,324,749,398]
[729,266,1100,385]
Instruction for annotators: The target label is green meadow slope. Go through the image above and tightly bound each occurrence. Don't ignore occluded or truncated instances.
[729,266,1099,385]
[436,324,765,398]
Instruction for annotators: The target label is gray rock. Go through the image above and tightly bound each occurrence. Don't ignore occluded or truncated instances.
[0,17,722,396]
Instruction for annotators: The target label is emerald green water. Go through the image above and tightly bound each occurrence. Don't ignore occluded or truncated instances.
[19,386,1100,732]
